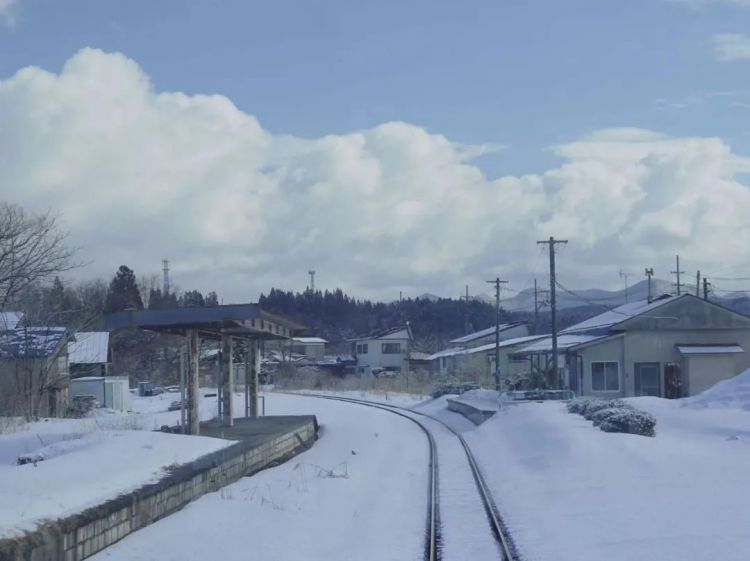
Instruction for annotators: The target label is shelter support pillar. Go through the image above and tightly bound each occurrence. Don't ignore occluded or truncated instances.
[186,329,201,435]
[221,334,234,426]
[249,339,259,418]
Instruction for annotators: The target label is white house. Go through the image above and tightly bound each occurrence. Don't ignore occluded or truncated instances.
[353,325,413,376]
[513,294,750,398]
[290,337,327,361]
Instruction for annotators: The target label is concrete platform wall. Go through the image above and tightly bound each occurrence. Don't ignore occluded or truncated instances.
[0,416,317,561]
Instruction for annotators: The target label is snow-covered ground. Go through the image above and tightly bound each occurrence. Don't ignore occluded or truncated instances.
[90,392,428,561]
[458,393,750,561]
[0,390,232,538]
[285,388,429,407]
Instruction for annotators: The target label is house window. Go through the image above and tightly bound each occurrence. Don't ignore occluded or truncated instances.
[441,357,447,368]
[591,361,620,392]
[382,343,401,354]
[357,343,368,354]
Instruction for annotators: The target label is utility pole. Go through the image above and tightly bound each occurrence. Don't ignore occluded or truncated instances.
[645,268,654,303]
[162,259,170,295]
[308,269,316,293]
[486,277,508,392]
[537,236,568,388]
[461,285,472,335]
[671,255,684,296]
[696,270,701,297]
[703,277,711,301]
[619,269,631,303]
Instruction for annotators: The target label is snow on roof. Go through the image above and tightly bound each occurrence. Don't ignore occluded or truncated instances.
[463,334,548,355]
[515,334,608,354]
[449,322,524,344]
[409,351,432,361]
[0,311,23,331]
[0,327,67,359]
[68,332,110,364]
[561,294,675,334]
[677,345,744,355]
[428,335,547,360]
[293,337,328,344]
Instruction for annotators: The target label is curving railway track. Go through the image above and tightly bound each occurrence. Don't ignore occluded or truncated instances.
[280,392,518,561]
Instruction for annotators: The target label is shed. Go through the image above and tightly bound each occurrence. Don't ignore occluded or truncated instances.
[68,332,111,378]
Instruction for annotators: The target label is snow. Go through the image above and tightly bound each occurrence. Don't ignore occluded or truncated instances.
[89,393,428,561]
[680,367,750,410]
[561,294,674,334]
[286,389,429,408]
[449,322,523,344]
[459,398,750,561]
[677,344,744,354]
[0,429,230,537]
[448,389,499,412]
[516,333,609,353]
[67,331,109,364]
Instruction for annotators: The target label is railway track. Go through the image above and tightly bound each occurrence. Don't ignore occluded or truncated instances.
[278,392,517,561]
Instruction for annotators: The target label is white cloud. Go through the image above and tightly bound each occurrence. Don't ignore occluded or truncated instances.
[0,0,18,26]
[712,33,750,61]
[1,48,749,300]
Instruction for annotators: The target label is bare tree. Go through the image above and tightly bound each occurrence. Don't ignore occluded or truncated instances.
[0,203,77,308]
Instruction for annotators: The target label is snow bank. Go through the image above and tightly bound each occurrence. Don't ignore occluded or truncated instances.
[0,430,231,537]
[681,368,750,410]
[450,389,498,412]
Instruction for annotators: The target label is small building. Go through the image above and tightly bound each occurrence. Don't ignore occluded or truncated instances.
[290,337,327,361]
[514,294,750,398]
[0,326,69,417]
[68,332,111,378]
[428,334,545,386]
[353,325,413,376]
[448,322,529,349]
[429,323,532,378]
[69,376,131,412]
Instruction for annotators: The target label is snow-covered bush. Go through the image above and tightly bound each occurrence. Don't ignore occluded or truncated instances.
[589,407,626,427]
[582,399,632,420]
[431,380,480,399]
[599,409,656,437]
[566,396,596,414]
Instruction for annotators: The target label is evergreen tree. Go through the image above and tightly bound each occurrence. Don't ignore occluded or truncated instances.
[204,291,219,306]
[104,265,144,313]
[180,290,204,307]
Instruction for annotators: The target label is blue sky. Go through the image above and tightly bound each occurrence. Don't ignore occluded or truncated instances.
[1,0,750,300]
[3,0,750,175]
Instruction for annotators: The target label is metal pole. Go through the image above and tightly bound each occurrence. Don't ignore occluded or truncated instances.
[179,342,186,432]
[485,277,508,392]
[186,329,201,435]
[696,270,700,297]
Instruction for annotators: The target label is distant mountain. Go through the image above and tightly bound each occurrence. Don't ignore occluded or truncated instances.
[496,278,675,312]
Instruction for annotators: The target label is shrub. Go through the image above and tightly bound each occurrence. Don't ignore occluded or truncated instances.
[582,399,632,420]
[567,396,596,414]
[599,409,656,437]
[589,407,626,427]
[431,380,480,399]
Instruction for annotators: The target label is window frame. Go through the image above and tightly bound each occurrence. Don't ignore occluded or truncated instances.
[381,342,401,354]
[591,360,620,392]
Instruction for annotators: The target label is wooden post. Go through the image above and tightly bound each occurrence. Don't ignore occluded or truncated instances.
[186,329,201,435]
[221,334,234,426]
[249,339,259,418]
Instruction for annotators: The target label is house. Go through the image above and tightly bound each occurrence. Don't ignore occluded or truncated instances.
[68,332,111,378]
[290,337,327,361]
[514,294,750,398]
[0,326,70,417]
[428,334,546,385]
[429,322,532,378]
[0,311,24,332]
[353,325,413,376]
[447,322,529,349]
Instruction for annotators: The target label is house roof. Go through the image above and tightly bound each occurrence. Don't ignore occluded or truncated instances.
[409,351,432,362]
[293,337,327,344]
[677,344,744,355]
[515,333,609,355]
[0,327,67,359]
[449,322,525,345]
[68,332,109,365]
[561,294,674,334]
[0,312,24,331]
[357,324,413,341]
[428,334,547,361]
